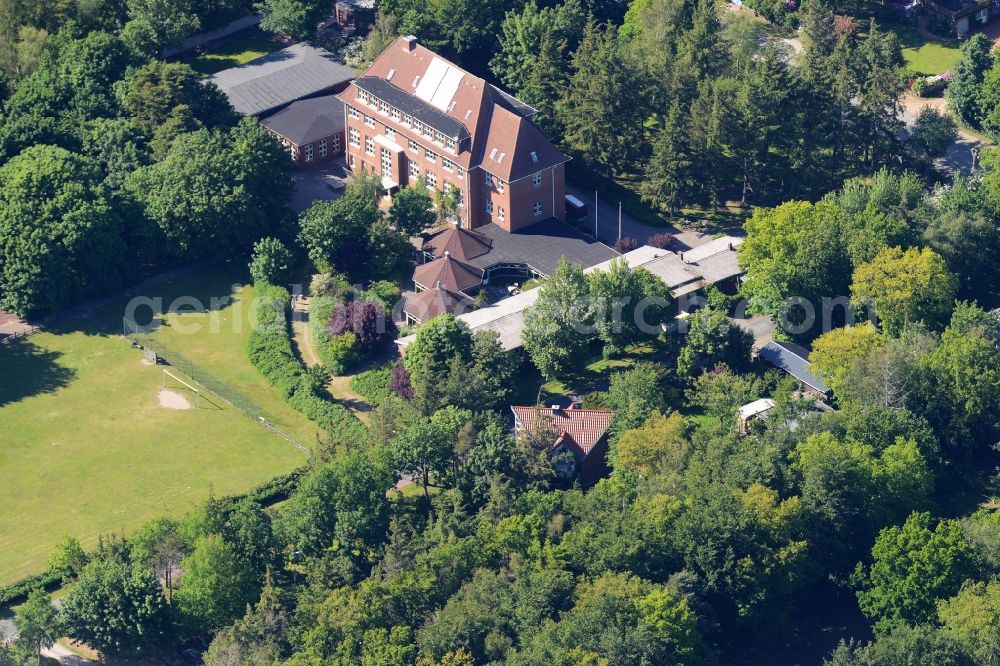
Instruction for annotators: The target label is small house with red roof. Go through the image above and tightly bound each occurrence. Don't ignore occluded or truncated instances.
[511,405,614,485]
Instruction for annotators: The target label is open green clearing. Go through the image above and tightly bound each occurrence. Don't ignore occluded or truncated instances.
[184,28,283,76]
[893,24,962,76]
[0,265,315,586]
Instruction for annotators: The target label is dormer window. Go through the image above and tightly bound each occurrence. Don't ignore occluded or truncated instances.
[446,137,456,152]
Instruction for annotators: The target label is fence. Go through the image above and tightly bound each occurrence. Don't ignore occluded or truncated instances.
[124,318,309,453]
[0,325,42,344]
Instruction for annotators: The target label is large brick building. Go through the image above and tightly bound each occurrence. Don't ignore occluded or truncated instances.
[337,36,570,233]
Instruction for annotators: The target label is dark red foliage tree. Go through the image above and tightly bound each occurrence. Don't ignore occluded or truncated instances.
[328,300,395,349]
[614,236,640,253]
[647,232,676,250]
[389,360,414,400]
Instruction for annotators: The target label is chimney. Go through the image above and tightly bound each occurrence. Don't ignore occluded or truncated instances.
[679,251,684,261]
[444,250,450,258]
[436,281,443,290]
[403,35,417,52]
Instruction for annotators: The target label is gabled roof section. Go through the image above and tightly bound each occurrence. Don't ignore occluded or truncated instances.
[259,94,345,145]
[422,226,493,261]
[354,36,547,172]
[412,254,484,294]
[480,105,569,181]
[758,341,831,396]
[511,406,614,459]
[208,44,356,116]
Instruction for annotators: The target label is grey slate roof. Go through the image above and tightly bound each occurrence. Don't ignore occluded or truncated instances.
[758,340,831,396]
[466,220,618,276]
[260,94,345,145]
[353,76,471,140]
[207,43,356,116]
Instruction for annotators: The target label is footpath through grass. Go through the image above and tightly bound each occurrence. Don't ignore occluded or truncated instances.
[0,264,314,586]
[184,28,283,76]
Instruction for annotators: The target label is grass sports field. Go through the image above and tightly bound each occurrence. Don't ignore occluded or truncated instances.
[0,264,316,586]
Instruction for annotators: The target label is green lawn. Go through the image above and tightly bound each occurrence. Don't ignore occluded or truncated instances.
[0,265,316,586]
[184,28,284,76]
[893,24,962,76]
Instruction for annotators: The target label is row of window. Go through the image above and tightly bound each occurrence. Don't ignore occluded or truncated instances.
[352,92,458,152]
[301,135,340,163]
[485,200,544,219]
[482,170,544,193]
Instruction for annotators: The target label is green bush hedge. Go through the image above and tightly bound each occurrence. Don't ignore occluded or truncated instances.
[247,284,366,441]
[349,363,394,406]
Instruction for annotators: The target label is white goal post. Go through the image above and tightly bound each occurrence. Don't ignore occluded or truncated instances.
[163,369,203,408]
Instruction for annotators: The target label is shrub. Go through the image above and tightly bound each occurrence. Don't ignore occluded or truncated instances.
[350,363,394,405]
[614,236,640,253]
[329,300,395,349]
[647,232,676,250]
[390,360,414,400]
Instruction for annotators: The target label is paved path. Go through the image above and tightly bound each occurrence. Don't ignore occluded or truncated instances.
[564,183,718,250]
[899,93,991,177]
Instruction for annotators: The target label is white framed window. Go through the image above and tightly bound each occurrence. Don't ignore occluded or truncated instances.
[486,200,493,215]
[303,143,313,162]
[365,137,374,156]
[425,148,436,162]
[358,89,369,104]
[381,147,392,176]
[425,172,437,188]
[378,99,389,114]
[442,157,453,172]
[446,137,456,152]
[331,134,341,152]
[533,202,543,216]
[408,138,418,152]
[403,114,412,126]
[422,124,432,138]
[457,166,464,179]
[390,108,400,121]
[349,128,360,147]
[386,127,396,141]
[348,106,359,119]
[364,115,375,128]
[533,172,542,188]
[409,162,420,179]
[413,120,423,134]
[349,153,356,168]
[319,139,328,158]
[484,172,493,188]
[497,180,505,193]
[434,130,445,144]
[498,206,505,221]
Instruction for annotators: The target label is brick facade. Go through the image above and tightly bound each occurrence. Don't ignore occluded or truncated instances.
[338,37,569,233]
[273,129,345,169]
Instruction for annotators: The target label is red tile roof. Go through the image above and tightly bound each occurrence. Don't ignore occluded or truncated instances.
[422,226,492,261]
[349,36,568,179]
[412,254,484,293]
[511,406,614,459]
[403,286,476,323]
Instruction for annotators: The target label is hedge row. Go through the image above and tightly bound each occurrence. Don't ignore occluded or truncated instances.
[349,363,394,406]
[0,467,308,610]
[246,284,366,441]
